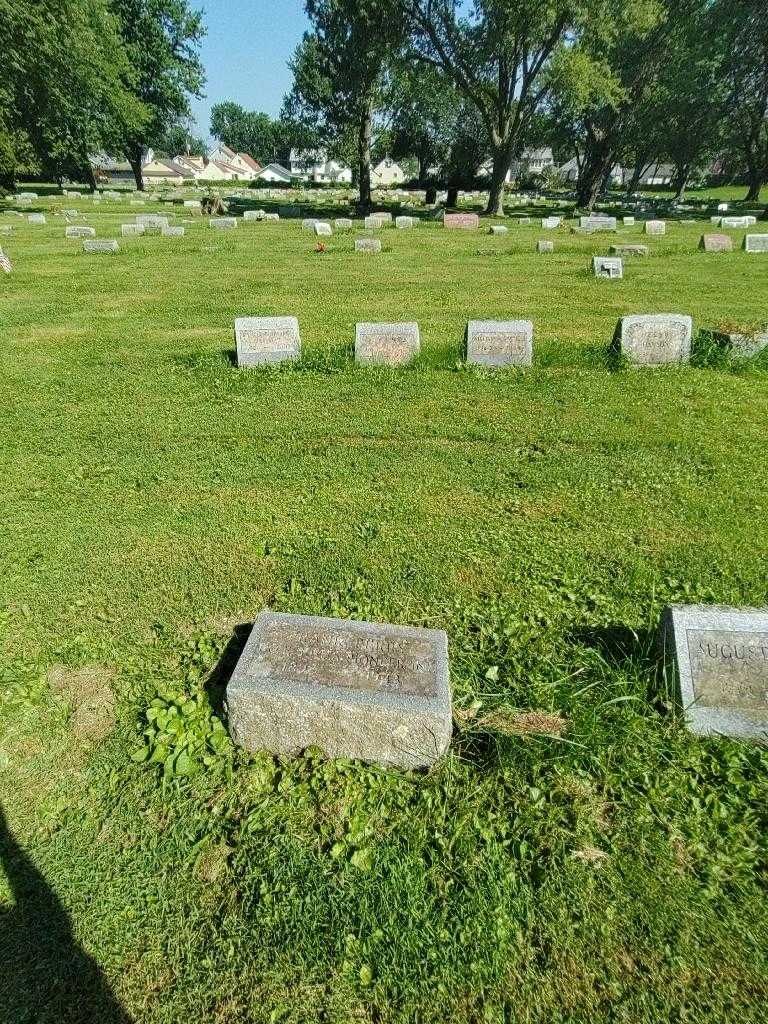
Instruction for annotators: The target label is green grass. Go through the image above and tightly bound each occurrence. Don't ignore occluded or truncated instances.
[2,188,768,1024]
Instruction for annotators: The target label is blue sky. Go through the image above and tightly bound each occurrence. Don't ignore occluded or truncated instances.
[189,0,310,141]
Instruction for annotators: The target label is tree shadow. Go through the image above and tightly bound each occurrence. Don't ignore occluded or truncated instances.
[0,803,134,1023]
[567,623,668,711]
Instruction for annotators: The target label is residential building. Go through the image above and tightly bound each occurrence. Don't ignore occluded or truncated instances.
[141,159,188,185]
[289,149,352,183]
[257,163,293,184]
[371,157,406,186]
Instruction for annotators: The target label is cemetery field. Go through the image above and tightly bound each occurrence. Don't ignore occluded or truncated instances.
[2,192,768,1023]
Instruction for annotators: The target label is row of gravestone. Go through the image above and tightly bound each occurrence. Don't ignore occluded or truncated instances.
[234,315,768,368]
[225,604,768,768]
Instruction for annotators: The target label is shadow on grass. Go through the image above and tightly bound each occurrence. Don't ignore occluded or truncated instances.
[205,622,253,721]
[0,804,133,1023]
[567,623,668,711]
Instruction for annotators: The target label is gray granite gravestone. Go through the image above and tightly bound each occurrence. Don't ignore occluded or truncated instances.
[700,234,733,253]
[645,220,666,235]
[302,218,318,230]
[466,320,533,367]
[709,330,768,358]
[83,240,119,254]
[580,215,617,232]
[623,217,636,227]
[542,216,561,229]
[395,216,415,229]
[355,322,419,365]
[28,213,46,225]
[355,238,381,253]
[226,610,452,767]
[210,217,237,229]
[263,213,280,222]
[662,605,768,741]
[615,314,692,366]
[314,221,332,236]
[335,218,353,230]
[721,216,750,229]
[136,214,168,228]
[744,235,768,253]
[235,316,301,367]
[364,215,385,230]
[594,256,623,279]
[610,244,648,257]
[162,226,185,237]
[65,226,96,239]
[121,224,145,236]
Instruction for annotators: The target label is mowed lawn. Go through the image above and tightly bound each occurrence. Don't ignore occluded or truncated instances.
[2,190,768,1023]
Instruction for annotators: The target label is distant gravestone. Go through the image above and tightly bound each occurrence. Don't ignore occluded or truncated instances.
[355,322,419,365]
[721,216,750,229]
[28,213,46,225]
[335,218,353,230]
[615,314,692,366]
[314,221,332,236]
[18,191,38,200]
[580,215,617,232]
[184,200,202,209]
[744,235,768,253]
[610,244,648,257]
[645,220,666,235]
[263,213,280,222]
[537,240,554,253]
[710,329,768,358]
[121,224,145,236]
[623,217,636,227]
[700,234,733,253]
[63,209,79,218]
[395,216,415,229]
[466,320,533,367]
[594,256,623,279]
[662,605,768,741]
[542,216,561,229]
[489,225,508,235]
[65,226,96,239]
[235,316,301,367]
[717,203,729,212]
[364,215,385,230]
[225,610,452,768]
[243,210,263,221]
[302,218,318,230]
[444,212,480,230]
[518,217,532,225]
[83,240,119,254]
[136,214,168,228]
[210,217,237,230]
[355,238,381,253]
[162,226,185,237]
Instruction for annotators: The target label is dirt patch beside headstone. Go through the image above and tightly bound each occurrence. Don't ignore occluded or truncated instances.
[48,664,117,743]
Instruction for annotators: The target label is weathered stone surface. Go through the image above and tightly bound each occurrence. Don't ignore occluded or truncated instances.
[136,214,168,228]
[444,212,480,230]
[593,256,623,279]
[466,320,533,367]
[537,240,554,253]
[721,216,750,229]
[395,216,415,229]
[28,213,46,225]
[226,610,452,768]
[314,221,332,236]
[210,217,237,229]
[373,211,392,223]
[364,215,386,230]
[162,226,185,237]
[121,223,145,237]
[542,216,561,229]
[65,226,96,238]
[610,244,648,257]
[355,238,381,253]
[645,220,666,235]
[710,330,768,358]
[580,215,617,232]
[355,322,419,365]
[615,314,692,366]
[334,218,353,230]
[235,316,301,367]
[700,234,733,253]
[489,225,508,235]
[83,240,119,254]
[302,218,317,230]
[63,209,79,218]
[744,234,768,253]
[662,605,768,741]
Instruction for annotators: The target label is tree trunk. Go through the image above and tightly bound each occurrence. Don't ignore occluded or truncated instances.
[745,161,763,202]
[484,144,512,217]
[673,163,690,202]
[577,134,615,211]
[446,185,459,207]
[357,99,373,213]
[83,159,98,193]
[128,145,144,191]
[417,149,429,187]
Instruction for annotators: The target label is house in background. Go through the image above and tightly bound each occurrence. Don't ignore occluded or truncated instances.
[479,148,555,183]
[371,157,405,186]
[289,150,352,183]
[207,144,261,180]
[257,163,293,184]
[142,159,189,185]
[89,153,135,185]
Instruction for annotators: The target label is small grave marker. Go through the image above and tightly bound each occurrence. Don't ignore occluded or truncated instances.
[466,320,533,367]
[610,244,648,257]
[83,240,119,254]
[121,224,145,236]
[314,222,332,236]
[162,226,185,237]
[355,322,419,365]
[744,235,768,253]
[210,217,237,230]
[700,234,733,253]
[65,226,96,239]
[542,216,561,229]
[235,316,301,367]
[395,216,415,229]
[580,216,617,232]
[355,238,381,253]
[593,256,623,279]
[444,212,480,230]
[645,220,666,235]
[615,314,692,366]
[28,213,46,225]
[489,225,508,235]
[537,240,554,253]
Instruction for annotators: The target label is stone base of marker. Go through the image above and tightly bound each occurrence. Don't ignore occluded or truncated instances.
[594,256,623,279]
[356,322,419,365]
[466,320,533,367]
[235,316,301,367]
[710,330,768,358]
[700,234,733,253]
[662,605,768,741]
[225,611,452,768]
[615,314,692,366]
[355,238,381,253]
[610,244,648,257]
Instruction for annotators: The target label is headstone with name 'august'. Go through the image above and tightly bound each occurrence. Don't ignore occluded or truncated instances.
[537,240,554,253]
[355,238,381,253]
[594,256,623,279]
[580,215,617,232]
[444,212,480,230]
[210,217,237,230]
[225,610,452,768]
[65,226,96,239]
[700,234,733,253]
[610,244,648,257]
[83,240,119,254]
[466,320,533,367]
[355,322,419,365]
[744,235,768,253]
[615,313,692,366]
[662,604,768,741]
[235,316,301,367]
[645,220,666,235]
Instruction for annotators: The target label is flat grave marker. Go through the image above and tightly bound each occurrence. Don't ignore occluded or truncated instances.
[162,226,185,237]
[444,212,480,230]
[580,215,617,232]
[235,316,301,367]
[121,224,145,236]
[610,244,648,257]
[489,225,508,235]
[28,213,46,225]
[744,235,768,253]
[466,320,533,367]
[83,240,119,254]
[700,234,733,253]
[355,238,381,253]
[210,217,237,230]
[355,322,420,366]
[226,610,452,768]
[65,226,96,239]
[615,313,692,366]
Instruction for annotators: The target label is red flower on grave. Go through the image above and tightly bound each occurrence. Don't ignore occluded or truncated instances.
[315,242,327,253]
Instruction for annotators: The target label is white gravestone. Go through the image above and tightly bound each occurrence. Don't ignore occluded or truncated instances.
[210,217,237,230]
[537,240,554,253]
[395,216,415,229]
[623,217,636,227]
[335,218,353,230]
[615,314,692,366]
[355,322,420,366]
[28,213,46,224]
[121,224,146,236]
[65,226,96,239]
[355,239,381,253]
[744,235,768,253]
[542,217,561,229]
[235,316,301,367]
[580,216,617,232]
[314,222,332,236]
[136,214,168,228]
[489,225,508,235]
[645,220,666,235]
[466,320,533,367]
[162,226,185,237]
[593,256,623,279]
[721,217,750,229]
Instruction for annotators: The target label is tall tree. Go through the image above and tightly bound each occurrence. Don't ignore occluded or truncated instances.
[156,120,207,157]
[210,103,282,163]
[110,0,205,190]
[385,62,462,185]
[292,0,406,210]
[406,0,586,216]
